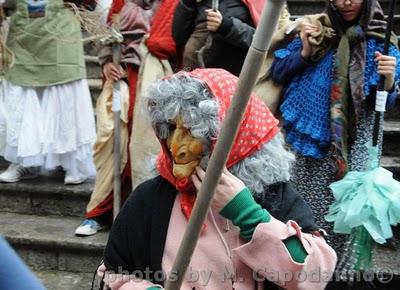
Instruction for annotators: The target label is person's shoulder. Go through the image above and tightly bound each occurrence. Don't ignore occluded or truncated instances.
[134,175,166,193]
[268,181,318,232]
[268,181,309,207]
[113,176,172,227]
[266,181,295,195]
[124,175,175,208]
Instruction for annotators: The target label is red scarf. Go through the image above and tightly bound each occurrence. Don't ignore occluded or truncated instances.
[106,0,125,24]
[156,69,279,222]
[242,0,267,25]
[145,0,179,59]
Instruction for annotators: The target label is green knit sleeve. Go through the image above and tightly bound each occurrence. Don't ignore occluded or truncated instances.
[220,188,308,263]
[220,188,271,240]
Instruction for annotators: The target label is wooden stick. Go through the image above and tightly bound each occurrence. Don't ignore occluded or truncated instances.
[164,1,287,289]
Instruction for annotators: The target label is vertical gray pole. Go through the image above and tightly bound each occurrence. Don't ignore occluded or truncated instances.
[164,1,287,289]
[212,0,219,10]
[112,14,122,220]
[372,0,396,148]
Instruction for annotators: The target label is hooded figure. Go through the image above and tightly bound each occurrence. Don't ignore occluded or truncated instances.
[269,0,400,254]
[100,69,337,290]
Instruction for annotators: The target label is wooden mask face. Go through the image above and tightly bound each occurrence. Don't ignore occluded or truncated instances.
[166,116,204,180]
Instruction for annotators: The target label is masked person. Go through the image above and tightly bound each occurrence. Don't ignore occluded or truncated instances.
[98,69,337,290]
[0,0,96,184]
[269,0,400,254]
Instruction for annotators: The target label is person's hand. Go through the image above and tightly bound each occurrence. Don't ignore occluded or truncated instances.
[205,9,223,32]
[375,51,397,91]
[191,166,246,212]
[103,62,125,81]
[298,23,319,59]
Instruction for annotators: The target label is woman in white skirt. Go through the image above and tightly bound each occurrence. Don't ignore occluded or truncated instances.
[0,0,96,184]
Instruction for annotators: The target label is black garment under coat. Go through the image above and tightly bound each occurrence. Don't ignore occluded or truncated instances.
[172,0,255,76]
[103,175,318,289]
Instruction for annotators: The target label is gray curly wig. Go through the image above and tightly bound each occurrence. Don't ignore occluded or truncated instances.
[146,72,295,198]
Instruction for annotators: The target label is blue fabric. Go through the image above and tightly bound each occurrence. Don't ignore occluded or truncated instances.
[272,37,400,158]
[82,219,100,227]
[0,236,46,290]
[270,48,311,86]
[386,86,398,109]
[364,38,400,98]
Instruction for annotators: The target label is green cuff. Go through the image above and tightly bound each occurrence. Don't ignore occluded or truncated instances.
[146,287,162,290]
[220,188,308,263]
[283,236,308,263]
[220,187,270,241]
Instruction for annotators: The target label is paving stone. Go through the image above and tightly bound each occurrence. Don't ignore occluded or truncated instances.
[383,121,400,156]
[373,227,400,276]
[381,156,400,180]
[58,249,104,274]
[386,98,400,120]
[35,270,95,290]
[88,78,103,105]
[0,190,31,215]
[0,212,107,273]
[85,55,102,79]
[0,175,94,217]
[16,246,59,272]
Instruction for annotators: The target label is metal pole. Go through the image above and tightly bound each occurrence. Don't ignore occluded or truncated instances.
[197,0,219,67]
[111,14,122,220]
[211,0,219,10]
[372,0,396,148]
[164,1,286,289]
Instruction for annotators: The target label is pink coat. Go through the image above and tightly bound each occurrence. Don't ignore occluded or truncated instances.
[99,195,337,290]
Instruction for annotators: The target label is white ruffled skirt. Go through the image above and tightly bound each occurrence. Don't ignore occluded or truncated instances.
[0,79,97,179]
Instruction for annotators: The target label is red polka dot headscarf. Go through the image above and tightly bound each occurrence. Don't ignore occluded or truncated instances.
[188,68,279,168]
[156,68,280,222]
[157,68,279,179]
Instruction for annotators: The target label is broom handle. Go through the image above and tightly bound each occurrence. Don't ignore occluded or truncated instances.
[372,0,396,147]
[164,1,287,289]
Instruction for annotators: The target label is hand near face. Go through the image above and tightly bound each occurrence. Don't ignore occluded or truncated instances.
[375,51,397,91]
[191,166,246,212]
[205,9,223,32]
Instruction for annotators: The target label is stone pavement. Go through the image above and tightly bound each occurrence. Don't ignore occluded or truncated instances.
[0,162,107,289]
